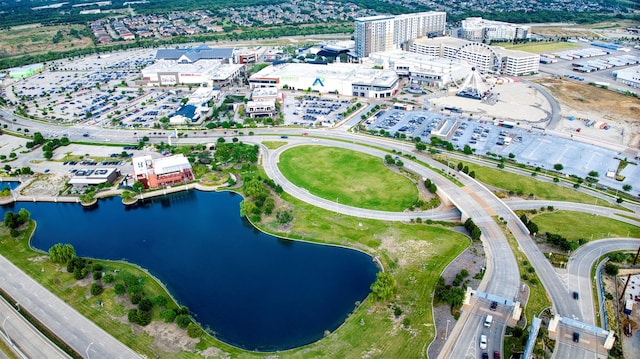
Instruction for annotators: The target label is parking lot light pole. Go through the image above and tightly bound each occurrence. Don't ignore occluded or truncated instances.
[2,317,10,345]
[445,319,450,340]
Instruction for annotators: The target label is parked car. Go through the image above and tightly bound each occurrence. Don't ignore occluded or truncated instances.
[480,335,488,350]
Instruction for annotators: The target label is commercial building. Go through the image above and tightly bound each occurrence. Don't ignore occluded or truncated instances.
[132,154,194,189]
[363,50,470,87]
[495,47,540,76]
[249,63,399,98]
[408,36,538,76]
[461,17,530,42]
[141,45,243,86]
[68,168,120,188]
[245,100,277,118]
[8,63,45,79]
[354,12,446,58]
[614,65,640,89]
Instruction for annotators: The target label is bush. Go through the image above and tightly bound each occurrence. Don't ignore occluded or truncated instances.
[187,322,203,338]
[131,292,144,305]
[114,283,126,295]
[92,271,102,280]
[160,309,176,323]
[176,314,192,329]
[102,274,115,284]
[90,283,103,296]
[138,298,153,312]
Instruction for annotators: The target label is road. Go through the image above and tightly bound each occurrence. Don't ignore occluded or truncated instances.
[0,255,140,358]
[0,294,71,359]
[1,104,639,359]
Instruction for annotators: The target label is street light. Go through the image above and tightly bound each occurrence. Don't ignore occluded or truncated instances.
[86,342,94,359]
[445,319,450,340]
[2,317,10,345]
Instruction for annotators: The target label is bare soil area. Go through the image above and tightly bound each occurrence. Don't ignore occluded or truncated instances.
[19,173,69,196]
[532,78,640,148]
[0,25,93,58]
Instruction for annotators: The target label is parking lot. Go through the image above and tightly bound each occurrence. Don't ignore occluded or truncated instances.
[367,108,639,191]
[3,49,202,131]
[282,94,351,127]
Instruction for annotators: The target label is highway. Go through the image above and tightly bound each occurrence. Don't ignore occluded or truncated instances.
[0,294,71,359]
[1,104,639,359]
[0,255,140,358]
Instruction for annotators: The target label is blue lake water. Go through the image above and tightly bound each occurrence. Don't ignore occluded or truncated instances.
[1,190,378,351]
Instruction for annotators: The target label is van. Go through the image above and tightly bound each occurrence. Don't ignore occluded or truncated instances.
[484,315,493,327]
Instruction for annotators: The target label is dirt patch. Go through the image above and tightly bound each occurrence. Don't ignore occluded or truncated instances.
[143,321,199,353]
[0,25,93,58]
[532,78,640,147]
[19,173,70,197]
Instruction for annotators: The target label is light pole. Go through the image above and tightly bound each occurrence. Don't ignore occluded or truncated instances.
[2,317,10,345]
[86,342,94,359]
[445,319,450,340]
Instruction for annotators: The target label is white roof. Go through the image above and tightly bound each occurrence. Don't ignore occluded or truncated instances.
[152,154,192,175]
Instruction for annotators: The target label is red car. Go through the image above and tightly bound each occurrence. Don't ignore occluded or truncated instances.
[494,351,500,359]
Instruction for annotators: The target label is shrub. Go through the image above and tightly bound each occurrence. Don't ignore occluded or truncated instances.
[160,309,176,323]
[176,314,192,329]
[187,322,203,338]
[114,283,126,295]
[90,283,103,296]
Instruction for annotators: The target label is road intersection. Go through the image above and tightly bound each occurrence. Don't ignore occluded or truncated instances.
[0,107,638,358]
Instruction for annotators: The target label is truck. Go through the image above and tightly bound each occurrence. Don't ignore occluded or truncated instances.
[625,299,634,315]
[484,314,493,327]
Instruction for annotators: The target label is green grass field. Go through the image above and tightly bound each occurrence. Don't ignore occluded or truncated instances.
[278,146,418,211]
[461,161,622,207]
[258,194,469,358]
[497,42,580,54]
[530,211,640,241]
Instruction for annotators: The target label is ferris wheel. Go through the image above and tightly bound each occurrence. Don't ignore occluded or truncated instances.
[451,42,502,100]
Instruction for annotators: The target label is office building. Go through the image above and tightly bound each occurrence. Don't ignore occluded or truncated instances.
[461,17,529,42]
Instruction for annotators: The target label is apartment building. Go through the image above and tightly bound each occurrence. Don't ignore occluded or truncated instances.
[354,12,446,58]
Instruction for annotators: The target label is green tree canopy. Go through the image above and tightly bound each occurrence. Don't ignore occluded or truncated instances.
[370,271,397,301]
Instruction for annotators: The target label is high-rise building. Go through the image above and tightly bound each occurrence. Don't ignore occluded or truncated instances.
[461,17,529,42]
[354,12,446,58]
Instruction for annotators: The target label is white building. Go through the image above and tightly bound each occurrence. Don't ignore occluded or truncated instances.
[141,45,243,86]
[245,100,277,118]
[461,17,530,42]
[614,65,640,89]
[363,50,470,87]
[495,47,540,76]
[408,36,538,76]
[249,63,399,98]
[354,12,446,58]
[69,168,120,188]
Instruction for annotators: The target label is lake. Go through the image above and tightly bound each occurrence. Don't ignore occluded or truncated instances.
[1,190,379,351]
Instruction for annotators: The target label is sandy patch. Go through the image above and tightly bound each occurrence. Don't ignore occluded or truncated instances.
[19,173,69,196]
[430,82,551,123]
[532,78,640,148]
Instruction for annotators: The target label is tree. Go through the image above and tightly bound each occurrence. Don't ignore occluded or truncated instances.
[604,262,619,276]
[622,184,632,192]
[160,309,176,323]
[49,243,76,263]
[553,163,564,171]
[370,272,396,301]
[114,284,126,295]
[138,298,153,312]
[176,314,192,329]
[415,142,427,151]
[90,283,103,296]
[187,322,203,338]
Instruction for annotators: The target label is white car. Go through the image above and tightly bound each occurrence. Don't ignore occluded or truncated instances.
[480,335,488,350]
